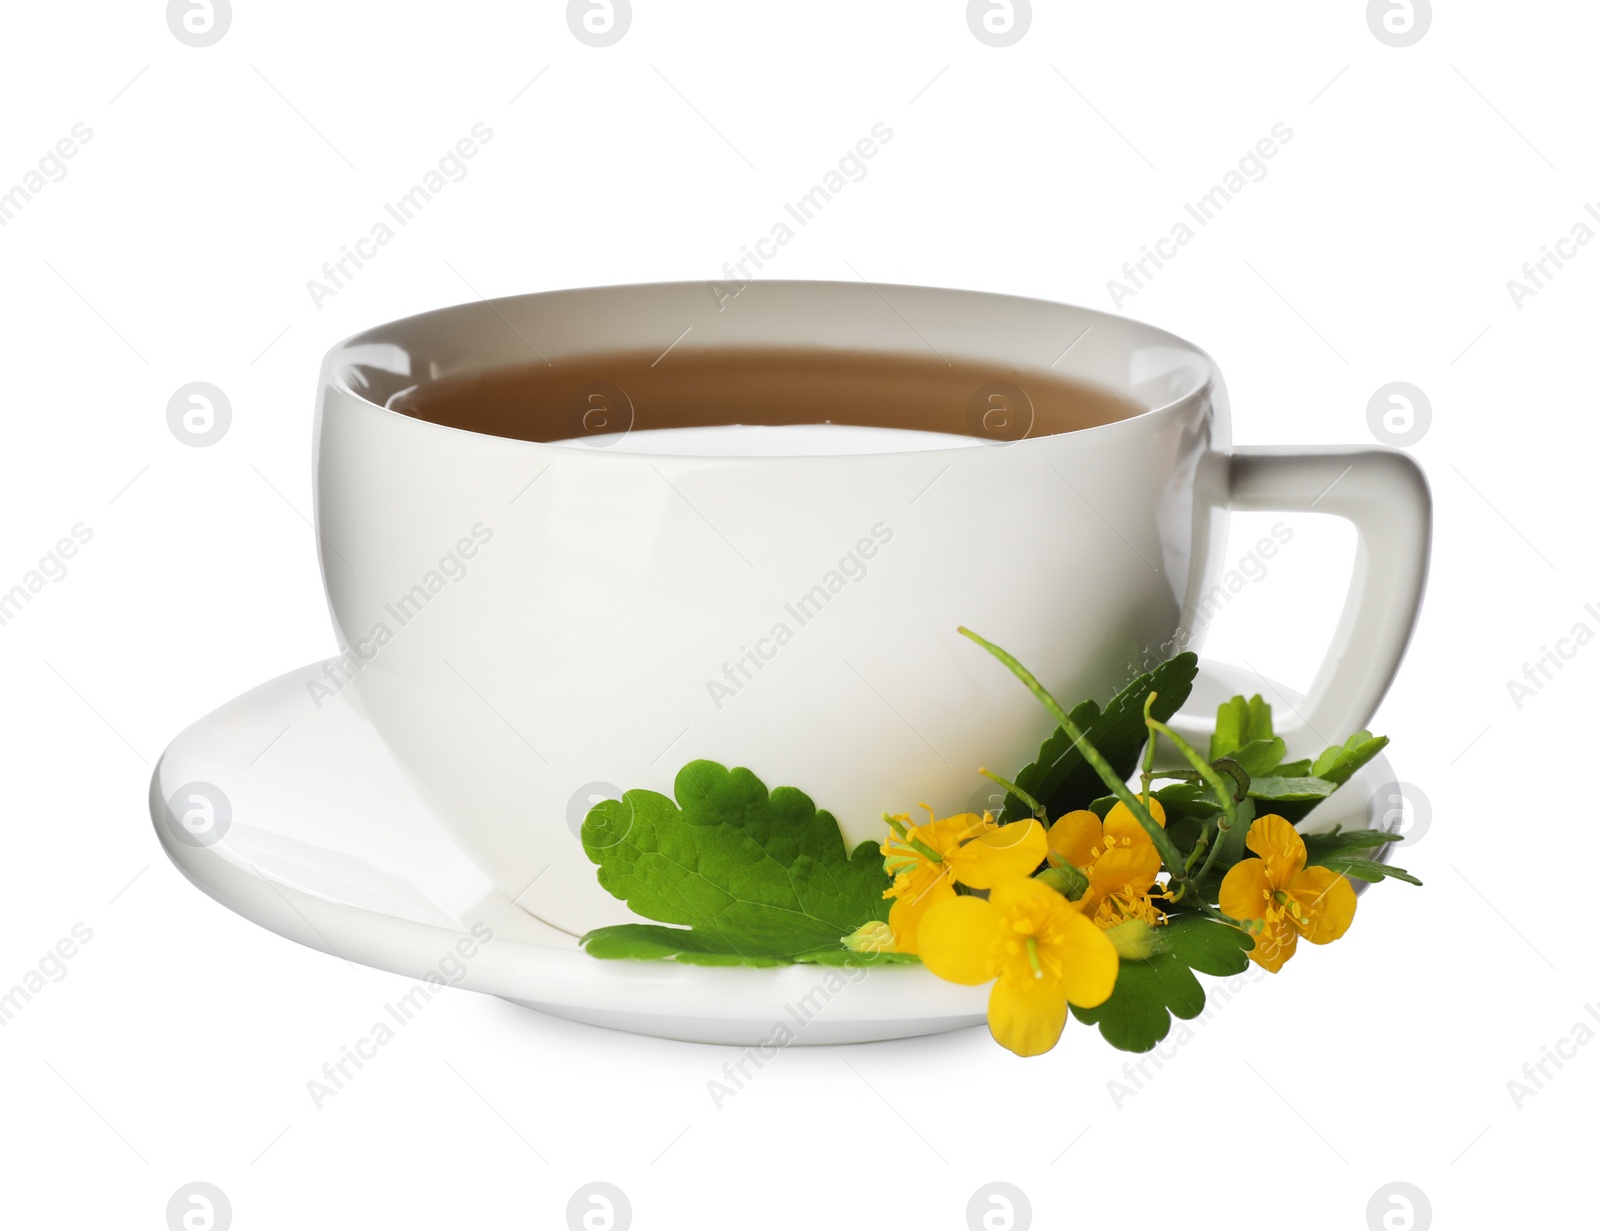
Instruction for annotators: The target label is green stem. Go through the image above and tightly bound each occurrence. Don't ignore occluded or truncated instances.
[1144,715,1240,886]
[978,767,1047,823]
[957,627,1191,896]
[1184,898,1253,930]
[1139,691,1158,807]
[1191,826,1232,888]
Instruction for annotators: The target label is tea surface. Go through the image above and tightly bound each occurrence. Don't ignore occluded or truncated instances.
[386,347,1144,447]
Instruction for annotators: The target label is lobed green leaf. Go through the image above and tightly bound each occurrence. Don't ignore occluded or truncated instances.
[1069,914,1253,1052]
[580,760,889,964]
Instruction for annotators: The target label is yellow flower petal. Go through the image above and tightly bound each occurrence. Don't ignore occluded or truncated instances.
[1103,796,1166,845]
[1248,918,1298,972]
[1046,907,1120,1008]
[984,874,1060,919]
[985,879,1119,1008]
[949,819,1048,889]
[885,870,954,952]
[1218,856,1273,924]
[988,971,1068,1057]
[1087,843,1162,899]
[916,894,1003,984]
[921,810,992,855]
[1288,866,1357,945]
[1046,810,1102,867]
[1244,814,1306,885]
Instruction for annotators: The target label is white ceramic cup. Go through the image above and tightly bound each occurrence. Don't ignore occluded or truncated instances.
[313,281,1430,935]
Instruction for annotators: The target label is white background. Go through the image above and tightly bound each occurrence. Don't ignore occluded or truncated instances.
[1,1,1592,1227]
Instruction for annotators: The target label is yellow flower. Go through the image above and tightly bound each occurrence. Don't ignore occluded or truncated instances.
[1218,814,1357,973]
[918,877,1119,1056]
[1046,798,1168,928]
[880,808,1046,952]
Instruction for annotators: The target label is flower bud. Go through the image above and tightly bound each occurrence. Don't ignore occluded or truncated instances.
[1036,863,1089,901]
[1105,919,1164,960]
[843,920,897,954]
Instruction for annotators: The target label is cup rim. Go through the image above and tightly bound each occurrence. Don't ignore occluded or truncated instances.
[319,280,1219,461]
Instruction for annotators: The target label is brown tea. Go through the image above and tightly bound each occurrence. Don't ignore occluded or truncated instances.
[385,347,1143,446]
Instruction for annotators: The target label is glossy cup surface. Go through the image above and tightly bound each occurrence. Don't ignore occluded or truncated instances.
[314,282,1227,934]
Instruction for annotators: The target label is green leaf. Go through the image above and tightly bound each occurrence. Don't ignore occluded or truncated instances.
[794,948,922,967]
[1210,694,1274,760]
[1004,653,1199,821]
[1210,698,1246,762]
[1237,731,1386,824]
[1248,776,1337,802]
[580,923,791,966]
[580,760,889,965]
[1244,775,1338,824]
[1316,855,1422,887]
[1150,781,1220,819]
[1311,732,1390,786]
[1301,826,1403,865]
[577,924,923,966]
[1231,737,1287,777]
[1069,914,1253,1052]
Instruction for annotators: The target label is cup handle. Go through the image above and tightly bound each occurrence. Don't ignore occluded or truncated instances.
[1170,446,1432,751]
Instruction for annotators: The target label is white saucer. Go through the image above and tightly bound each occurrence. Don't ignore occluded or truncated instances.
[149,659,1405,1046]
